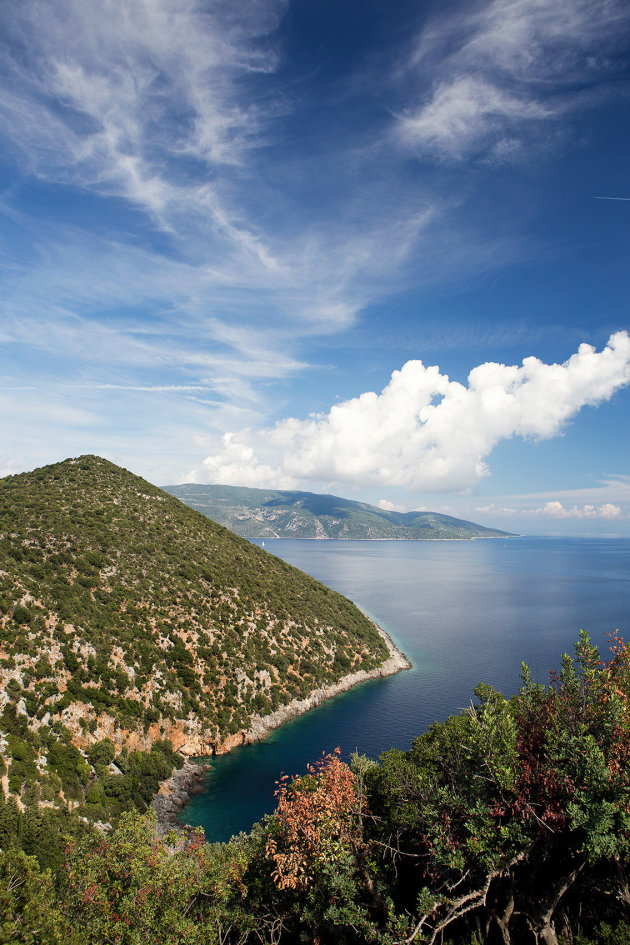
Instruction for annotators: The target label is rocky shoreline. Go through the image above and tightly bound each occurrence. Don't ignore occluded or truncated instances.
[152,760,212,836]
[152,622,411,835]
[241,621,411,747]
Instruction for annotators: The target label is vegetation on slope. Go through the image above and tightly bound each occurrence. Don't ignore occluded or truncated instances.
[163,484,514,540]
[0,455,389,820]
[2,633,630,944]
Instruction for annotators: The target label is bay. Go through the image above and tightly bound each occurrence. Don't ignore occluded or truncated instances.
[180,536,630,842]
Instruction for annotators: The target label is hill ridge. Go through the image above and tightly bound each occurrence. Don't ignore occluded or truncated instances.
[163,482,514,540]
[0,455,405,821]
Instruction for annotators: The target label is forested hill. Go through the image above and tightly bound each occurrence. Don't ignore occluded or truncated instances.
[0,455,391,812]
[162,483,513,540]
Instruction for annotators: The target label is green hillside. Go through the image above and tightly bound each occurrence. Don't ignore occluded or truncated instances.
[163,483,514,539]
[0,456,390,818]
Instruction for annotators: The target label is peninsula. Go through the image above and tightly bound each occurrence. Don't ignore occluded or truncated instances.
[162,483,514,540]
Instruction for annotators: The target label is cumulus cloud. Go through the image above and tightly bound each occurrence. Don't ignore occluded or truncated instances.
[197,331,630,492]
[378,499,407,512]
[201,432,297,490]
[477,501,624,519]
[540,501,622,519]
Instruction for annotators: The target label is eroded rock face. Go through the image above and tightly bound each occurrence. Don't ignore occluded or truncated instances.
[152,761,211,834]
[51,710,215,757]
[42,705,240,758]
[165,728,215,757]
[62,622,410,761]
[213,731,247,754]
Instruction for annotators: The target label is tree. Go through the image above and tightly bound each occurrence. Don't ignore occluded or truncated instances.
[62,809,255,944]
[0,846,76,945]
[266,749,361,891]
[365,632,630,945]
[265,748,385,943]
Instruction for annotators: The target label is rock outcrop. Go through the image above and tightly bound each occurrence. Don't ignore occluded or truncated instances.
[152,760,211,835]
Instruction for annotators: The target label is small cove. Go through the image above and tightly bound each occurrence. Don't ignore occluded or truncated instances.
[180,536,630,842]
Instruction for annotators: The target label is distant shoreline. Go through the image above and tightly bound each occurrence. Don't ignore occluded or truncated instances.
[163,484,516,542]
[254,535,520,542]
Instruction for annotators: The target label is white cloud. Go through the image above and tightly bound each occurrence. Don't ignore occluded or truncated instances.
[197,331,630,491]
[90,384,216,393]
[0,0,443,384]
[397,0,630,160]
[477,501,624,519]
[462,0,629,80]
[201,432,297,490]
[2,0,286,173]
[378,499,406,512]
[398,76,547,160]
[541,501,622,519]
[475,504,520,516]
[0,0,287,264]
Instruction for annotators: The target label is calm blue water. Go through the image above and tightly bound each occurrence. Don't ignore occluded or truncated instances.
[181,537,630,841]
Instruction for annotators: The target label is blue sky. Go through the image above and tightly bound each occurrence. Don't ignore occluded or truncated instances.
[1,0,629,535]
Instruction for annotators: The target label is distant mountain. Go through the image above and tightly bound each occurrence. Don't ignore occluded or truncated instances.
[0,456,399,818]
[162,484,514,540]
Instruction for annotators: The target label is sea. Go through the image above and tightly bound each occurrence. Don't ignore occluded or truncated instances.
[179,536,630,842]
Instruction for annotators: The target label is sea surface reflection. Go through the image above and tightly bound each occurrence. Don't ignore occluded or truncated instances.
[180,537,630,842]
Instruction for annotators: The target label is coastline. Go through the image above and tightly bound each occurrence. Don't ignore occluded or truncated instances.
[152,621,411,833]
[241,619,411,746]
[152,760,212,836]
[255,536,516,542]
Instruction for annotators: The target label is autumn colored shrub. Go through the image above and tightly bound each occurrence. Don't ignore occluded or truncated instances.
[264,749,390,944]
[266,748,362,891]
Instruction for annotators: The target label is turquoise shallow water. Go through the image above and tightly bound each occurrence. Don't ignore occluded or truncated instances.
[180,536,630,842]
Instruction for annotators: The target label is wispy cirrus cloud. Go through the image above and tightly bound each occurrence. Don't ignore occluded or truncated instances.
[1,0,286,175]
[1,0,434,315]
[0,0,439,407]
[396,0,630,161]
[398,76,548,161]
[0,0,289,273]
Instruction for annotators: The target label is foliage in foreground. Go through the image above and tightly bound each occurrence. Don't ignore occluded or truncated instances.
[2,632,630,944]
